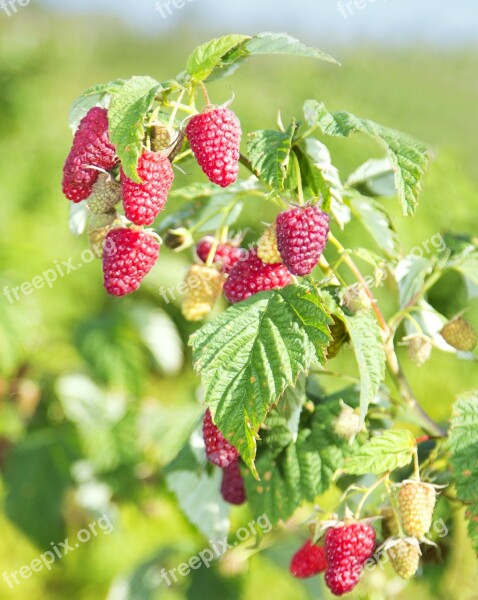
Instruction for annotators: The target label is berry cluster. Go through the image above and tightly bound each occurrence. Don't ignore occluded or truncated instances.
[203,409,245,505]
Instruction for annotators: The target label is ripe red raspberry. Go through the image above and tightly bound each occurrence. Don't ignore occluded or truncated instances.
[325,522,376,564]
[203,408,239,468]
[121,151,174,226]
[220,460,246,505]
[324,522,376,596]
[275,206,329,276]
[62,107,117,202]
[324,559,362,596]
[223,249,292,304]
[186,107,241,187]
[196,236,244,273]
[102,228,160,296]
[290,540,328,578]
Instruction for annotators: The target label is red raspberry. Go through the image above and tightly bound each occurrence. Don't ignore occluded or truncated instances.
[275,206,329,276]
[121,151,174,226]
[196,237,244,273]
[223,249,292,304]
[62,107,117,202]
[324,559,362,596]
[102,228,160,296]
[324,522,376,596]
[325,523,376,564]
[220,460,246,505]
[203,408,239,468]
[186,107,241,187]
[290,540,328,578]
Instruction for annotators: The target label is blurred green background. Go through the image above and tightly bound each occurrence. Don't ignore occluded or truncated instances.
[0,2,477,599]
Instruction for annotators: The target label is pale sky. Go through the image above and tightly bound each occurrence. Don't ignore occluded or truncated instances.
[36,0,478,46]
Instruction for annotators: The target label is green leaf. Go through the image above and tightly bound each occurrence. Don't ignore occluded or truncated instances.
[346,158,396,197]
[68,79,126,130]
[108,76,162,181]
[243,32,338,64]
[347,191,400,258]
[448,390,478,553]
[247,123,298,191]
[276,374,307,442]
[186,34,250,81]
[295,146,351,229]
[322,293,386,423]
[304,100,429,216]
[244,396,361,524]
[343,430,415,475]
[4,430,78,548]
[302,138,343,211]
[190,284,331,472]
[189,32,338,82]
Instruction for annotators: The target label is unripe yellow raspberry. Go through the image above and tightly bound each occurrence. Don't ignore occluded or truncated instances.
[257,224,281,264]
[181,265,226,321]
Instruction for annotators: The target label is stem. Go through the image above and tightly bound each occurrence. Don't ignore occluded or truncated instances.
[239,153,253,172]
[355,472,389,519]
[163,100,197,116]
[412,447,420,480]
[318,255,342,285]
[294,124,318,145]
[295,153,305,206]
[198,81,211,106]
[168,89,186,128]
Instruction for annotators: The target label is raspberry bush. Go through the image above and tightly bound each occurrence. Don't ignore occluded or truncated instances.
[61,33,478,596]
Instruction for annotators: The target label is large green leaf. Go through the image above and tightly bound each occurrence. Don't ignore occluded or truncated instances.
[4,430,79,548]
[322,293,386,423]
[244,396,361,524]
[448,390,478,554]
[187,32,338,82]
[343,430,415,475]
[190,284,331,473]
[108,76,162,181]
[247,123,297,191]
[243,32,338,63]
[186,34,250,81]
[304,100,429,216]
